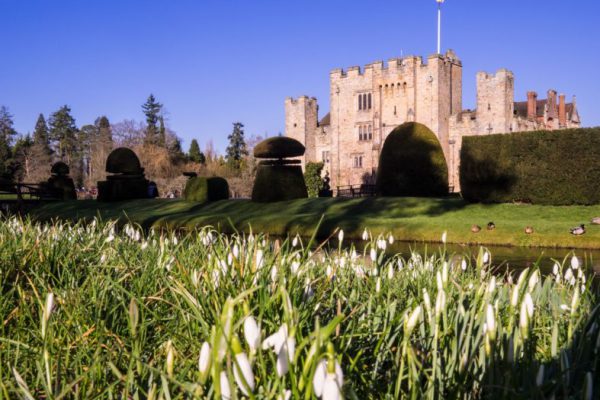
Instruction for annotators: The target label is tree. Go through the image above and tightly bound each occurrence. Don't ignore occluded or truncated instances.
[49,105,78,166]
[225,122,248,170]
[304,162,325,197]
[158,116,166,148]
[27,114,54,182]
[0,106,17,179]
[142,94,162,146]
[188,139,205,164]
[11,135,33,182]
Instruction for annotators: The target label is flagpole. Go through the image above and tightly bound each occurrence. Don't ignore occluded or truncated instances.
[437,0,445,54]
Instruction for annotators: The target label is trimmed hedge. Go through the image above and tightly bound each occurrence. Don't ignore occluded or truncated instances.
[254,137,305,159]
[376,122,448,197]
[460,127,600,205]
[252,164,308,202]
[183,177,230,203]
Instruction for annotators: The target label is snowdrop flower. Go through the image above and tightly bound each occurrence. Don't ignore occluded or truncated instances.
[377,238,386,250]
[291,261,300,275]
[571,255,580,270]
[313,359,343,399]
[564,268,573,282]
[232,338,255,396]
[220,371,231,400]
[243,316,261,351]
[559,304,570,312]
[552,262,560,276]
[105,234,115,243]
[198,341,211,379]
[388,234,394,244]
[362,229,369,241]
[375,277,381,293]
[461,259,467,271]
[571,288,580,315]
[337,229,344,244]
[262,324,295,376]
[483,251,490,264]
[232,244,240,258]
[486,304,496,340]
[488,276,496,294]
[442,262,448,284]
[292,236,299,247]
[387,264,394,280]
[370,248,377,262]
[436,271,443,291]
[271,266,278,283]
[422,289,432,319]
[397,258,403,270]
[405,306,422,333]
[227,252,233,266]
[528,271,539,292]
[441,231,447,244]
[277,390,292,400]
[435,289,446,317]
[255,250,264,270]
[523,293,534,318]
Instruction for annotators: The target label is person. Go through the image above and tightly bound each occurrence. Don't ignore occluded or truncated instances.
[148,181,159,198]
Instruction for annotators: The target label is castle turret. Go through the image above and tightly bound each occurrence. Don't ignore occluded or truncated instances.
[476,69,514,134]
[285,96,318,167]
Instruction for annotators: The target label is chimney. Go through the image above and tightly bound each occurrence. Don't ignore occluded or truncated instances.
[527,91,537,120]
[559,94,566,127]
[547,90,558,118]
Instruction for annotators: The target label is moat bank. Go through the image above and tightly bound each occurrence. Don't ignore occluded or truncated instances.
[29,197,600,250]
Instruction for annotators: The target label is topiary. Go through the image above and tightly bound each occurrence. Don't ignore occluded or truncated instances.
[184,177,230,202]
[252,163,308,202]
[376,122,448,197]
[50,162,70,176]
[253,137,305,159]
[106,147,143,174]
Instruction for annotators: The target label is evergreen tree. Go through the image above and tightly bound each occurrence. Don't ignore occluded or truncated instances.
[225,122,248,170]
[168,136,186,163]
[158,116,166,147]
[33,114,52,153]
[142,94,162,146]
[49,105,78,165]
[95,116,112,147]
[188,139,205,164]
[11,135,33,182]
[27,114,54,182]
[0,106,17,179]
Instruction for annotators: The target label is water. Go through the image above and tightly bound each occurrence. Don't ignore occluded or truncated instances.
[341,239,600,275]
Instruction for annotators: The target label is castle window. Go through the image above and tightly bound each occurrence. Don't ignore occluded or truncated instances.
[368,93,372,109]
[358,93,372,111]
[352,154,363,168]
[322,151,330,164]
[358,126,363,141]
[368,125,372,140]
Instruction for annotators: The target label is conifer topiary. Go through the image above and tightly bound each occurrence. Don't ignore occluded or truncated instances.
[376,122,448,197]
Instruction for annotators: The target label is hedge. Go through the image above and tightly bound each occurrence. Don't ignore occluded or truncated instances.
[460,127,600,205]
[376,122,448,197]
[183,177,230,203]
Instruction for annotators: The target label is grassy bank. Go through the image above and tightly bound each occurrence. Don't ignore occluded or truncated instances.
[30,197,600,249]
[0,218,597,398]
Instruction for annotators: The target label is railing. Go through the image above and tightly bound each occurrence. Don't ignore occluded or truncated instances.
[336,184,376,198]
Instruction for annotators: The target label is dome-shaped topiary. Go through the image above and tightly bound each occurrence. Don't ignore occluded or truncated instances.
[50,162,70,176]
[183,177,230,203]
[254,137,305,159]
[376,122,448,197]
[106,147,143,174]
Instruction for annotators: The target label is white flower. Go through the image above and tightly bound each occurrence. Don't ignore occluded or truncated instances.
[375,277,381,293]
[362,229,369,241]
[338,229,344,244]
[552,262,560,276]
[388,234,394,244]
[524,293,534,318]
[488,276,496,294]
[313,359,343,399]
[483,251,490,264]
[397,258,404,270]
[559,304,570,311]
[486,304,496,339]
[198,341,211,376]
[528,271,539,292]
[233,352,255,395]
[461,259,467,271]
[370,248,377,262]
[263,324,295,376]
[436,271,443,291]
[387,264,394,280]
[571,255,580,270]
[233,244,240,258]
[405,306,422,332]
[256,250,264,269]
[220,371,231,400]
[44,293,55,323]
[441,231,447,244]
[243,316,261,351]
[292,236,299,247]
[291,261,300,275]
[435,289,446,317]
[564,268,574,282]
[278,390,292,400]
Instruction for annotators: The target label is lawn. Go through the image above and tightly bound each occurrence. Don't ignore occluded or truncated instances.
[30,197,600,249]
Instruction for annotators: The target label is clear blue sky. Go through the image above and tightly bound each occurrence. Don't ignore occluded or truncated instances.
[2,0,598,153]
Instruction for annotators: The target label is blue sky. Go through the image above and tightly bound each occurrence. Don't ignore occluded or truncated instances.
[1,0,598,153]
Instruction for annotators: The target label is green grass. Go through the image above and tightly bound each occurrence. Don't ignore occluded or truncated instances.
[31,197,600,249]
[0,217,598,398]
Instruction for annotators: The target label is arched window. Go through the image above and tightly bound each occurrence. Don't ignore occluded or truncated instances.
[368,125,372,140]
[368,93,372,109]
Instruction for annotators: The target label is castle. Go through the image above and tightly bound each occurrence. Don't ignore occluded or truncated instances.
[285,50,581,192]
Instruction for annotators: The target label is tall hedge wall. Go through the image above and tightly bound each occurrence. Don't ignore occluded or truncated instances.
[460,127,600,205]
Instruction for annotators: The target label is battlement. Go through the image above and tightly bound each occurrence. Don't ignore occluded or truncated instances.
[330,50,462,79]
[477,68,514,81]
[285,96,318,105]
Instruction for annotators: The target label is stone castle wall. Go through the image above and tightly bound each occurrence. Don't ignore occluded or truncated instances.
[286,51,581,193]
